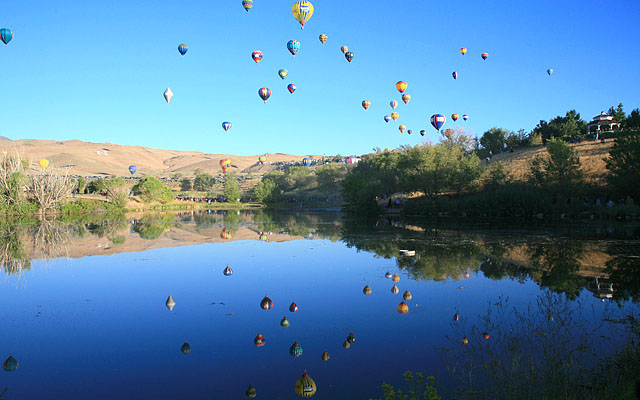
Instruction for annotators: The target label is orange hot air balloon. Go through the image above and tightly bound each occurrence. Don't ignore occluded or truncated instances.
[481,52,489,60]
[460,47,467,55]
[220,159,231,172]
[451,113,459,122]
[398,125,406,134]
[398,302,409,314]
[392,273,400,282]
[396,81,407,93]
[391,112,399,121]
[462,336,469,345]
[403,290,412,301]
[401,94,411,104]
[361,100,371,110]
[483,332,490,339]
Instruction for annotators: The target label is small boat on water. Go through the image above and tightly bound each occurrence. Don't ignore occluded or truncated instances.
[399,250,415,256]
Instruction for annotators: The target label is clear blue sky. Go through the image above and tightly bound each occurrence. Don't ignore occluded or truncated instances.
[2,0,639,156]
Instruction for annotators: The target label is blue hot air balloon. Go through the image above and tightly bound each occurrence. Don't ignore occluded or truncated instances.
[302,157,312,167]
[287,40,300,57]
[178,44,188,56]
[430,114,446,131]
[222,122,232,132]
[0,28,13,45]
[384,115,391,123]
[129,165,137,175]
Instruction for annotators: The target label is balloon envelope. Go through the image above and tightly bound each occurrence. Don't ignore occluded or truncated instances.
[462,114,469,121]
[222,122,232,132]
[481,52,489,60]
[164,88,173,103]
[178,44,188,56]
[288,84,296,93]
[340,45,348,54]
[398,125,406,133]
[430,114,446,130]
[292,1,314,28]
[242,0,253,12]
[294,372,317,397]
[38,159,50,170]
[302,157,312,167]
[362,100,370,110]
[287,40,300,56]
[258,88,271,102]
[452,71,458,79]
[220,159,231,172]
[252,50,263,63]
[278,69,288,79]
[460,47,467,55]
[390,101,397,110]
[129,165,137,175]
[401,94,411,104]
[420,130,426,136]
[345,51,354,62]
[391,112,399,121]
[396,81,407,93]
[0,28,13,45]
[547,68,553,75]
[319,34,327,44]
[451,113,459,121]
[384,115,391,123]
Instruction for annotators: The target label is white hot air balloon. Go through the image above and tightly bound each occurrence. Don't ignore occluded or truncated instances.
[166,294,176,311]
[164,88,174,104]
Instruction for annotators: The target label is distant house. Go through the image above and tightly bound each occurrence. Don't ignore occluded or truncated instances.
[587,112,621,137]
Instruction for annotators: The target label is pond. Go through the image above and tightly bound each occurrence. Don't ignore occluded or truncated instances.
[0,211,639,399]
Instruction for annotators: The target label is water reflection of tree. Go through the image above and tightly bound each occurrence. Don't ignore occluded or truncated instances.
[0,223,31,274]
[603,243,640,303]
[253,210,343,241]
[132,215,174,240]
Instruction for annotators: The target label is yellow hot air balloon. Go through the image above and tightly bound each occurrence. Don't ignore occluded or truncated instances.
[318,34,327,44]
[396,81,407,93]
[294,371,317,397]
[292,1,314,29]
[38,159,50,170]
[391,112,399,121]
[460,47,467,55]
[340,45,348,54]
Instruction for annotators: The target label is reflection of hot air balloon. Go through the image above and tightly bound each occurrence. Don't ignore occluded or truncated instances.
[278,69,288,80]
[390,101,398,110]
[347,333,356,343]
[462,114,469,121]
[318,34,327,44]
[258,87,271,102]
[340,45,348,54]
[254,333,266,347]
[391,284,399,294]
[220,159,231,172]
[481,53,489,60]
[281,316,290,327]
[164,88,173,104]
[294,371,317,397]
[166,294,176,311]
[483,332,490,339]
[403,290,412,301]
[220,227,232,239]
[0,28,13,45]
[128,165,136,175]
[391,113,399,121]
[345,52,354,62]
[38,159,50,170]
[222,122,232,132]
[178,44,188,56]
[246,384,257,398]
[392,273,400,282]
[462,336,469,345]
[452,71,458,80]
[464,272,470,279]
[398,302,409,314]
[287,40,300,56]
[363,285,372,295]
[259,233,267,241]
[430,114,446,131]
[3,356,18,372]
[343,340,351,349]
[181,342,191,354]
[223,265,233,276]
[321,351,329,361]
[292,1,314,29]
[396,81,407,93]
[289,341,303,357]
[401,94,411,104]
[289,302,298,312]
[384,115,391,123]
[288,84,297,93]
[242,0,253,12]
[547,68,553,76]
[385,271,392,279]
[451,114,459,122]
[398,125,406,134]
[453,312,460,321]
[302,158,312,167]
[252,50,263,63]
[420,130,426,136]
[361,100,370,110]
[260,295,273,310]
[460,47,467,55]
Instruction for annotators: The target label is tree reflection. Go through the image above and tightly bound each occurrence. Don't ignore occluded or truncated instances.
[132,214,174,240]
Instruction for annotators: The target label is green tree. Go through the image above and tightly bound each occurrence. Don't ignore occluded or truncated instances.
[626,109,640,130]
[253,178,280,203]
[180,178,192,191]
[105,178,128,208]
[86,178,106,194]
[529,139,584,196]
[485,161,510,188]
[75,176,86,193]
[316,164,346,194]
[480,127,509,154]
[132,177,173,203]
[223,173,241,202]
[605,132,640,200]
[193,173,214,192]
[284,166,311,191]
[608,103,626,127]
[533,110,587,140]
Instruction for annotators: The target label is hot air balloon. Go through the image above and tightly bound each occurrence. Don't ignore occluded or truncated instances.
[452,71,458,80]
[396,81,408,93]
[321,351,329,361]
[460,47,467,55]
[2,356,18,372]
[401,94,411,104]
[345,52,354,62]
[340,45,348,54]
[281,316,290,327]
[288,84,297,93]
[289,302,298,312]
[481,53,489,60]
[220,227,232,239]
[347,333,356,343]
[345,156,359,164]
[343,340,351,349]
[38,159,50,170]
[398,125,406,134]
[260,295,273,310]
[258,155,267,164]
[362,100,371,110]
[547,68,553,76]
[408,128,413,134]
[289,341,303,357]
[258,87,271,102]
[462,336,469,345]
[442,128,455,140]
[403,290,412,301]
[385,271,392,279]
[302,157,312,167]
[451,113,459,122]
[430,114,446,131]
[166,294,175,311]
[242,0,253,12]
[181,342,191,354]
[220,159,231,172]
[392,273,400,282]
[292,1,314,29]
[390,101,398,110]
[252,50,263,63]
[398,302,409,314]
[420,130,426,136]
[254,333,266,347]
[483,332,490,339]
[294,371,317,397]
[391,284,399,294]
[464,272,470,279]
[246,384,257,398]
[287,40,300,56]
[128,165,136,175]
[462,114,469,121]
[391,112,399,121]
[164,88,173,104]
[223,265,233,276]
[279,69,288,79]
[363,285,372,295]
[384,115,391,123]
[316,33,328,45]
[222,122,232,132]
[0,28,13,45]
[453,312,460,321]
[178,44,188,56]
[259,233,267,241]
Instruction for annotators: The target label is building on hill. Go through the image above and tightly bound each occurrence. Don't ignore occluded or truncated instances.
[587,112,621,138]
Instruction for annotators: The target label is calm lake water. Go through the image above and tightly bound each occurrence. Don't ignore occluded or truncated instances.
[1,211,639,399]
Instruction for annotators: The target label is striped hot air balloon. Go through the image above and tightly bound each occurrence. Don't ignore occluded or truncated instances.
[289,302,298,312]
[223,265,233,276]
[362,100,371,110]
[260,295,273,310]
[384,115,391,123]
[401,94,411,104]
[252,50,263,63]
[451,113,459,122]
[430,114,446,131]
[242,0,253,12]
[398,125,406,134]
[278,69,288,79]
[288,83,297,93]
[292,1,314,29]
[178,44,188,56]
[289,341,303,357]
[0,28,13,45]
[462,114,469,121]
[222,122,232,132]
[481,52,489,60]
[302,157,312,167]
[258,87,271,102]
[390,100,398,110]
[318,34,327,44]
[258,155,267,164]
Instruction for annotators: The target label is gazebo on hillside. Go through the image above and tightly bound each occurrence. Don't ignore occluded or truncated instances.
[587,112,621,137]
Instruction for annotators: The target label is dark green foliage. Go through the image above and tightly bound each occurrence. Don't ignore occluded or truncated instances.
[59,199,123,214]
[132,215,173,240]
[75,176,86,193]
[86,178,106,194]
[480,127,509,154]
[315,164,346,193]
[104,177,128,208]
[533,110,587,140]
[180,178,192,191]
[529,139,584,196]
[223,173,241,202]
[132,177,173,203]
[627,109,640,130]
[605,131,640,200]
[193,173,214,192]
[485,162,510,188]
[371,371,440,400]
[253,178,281,203]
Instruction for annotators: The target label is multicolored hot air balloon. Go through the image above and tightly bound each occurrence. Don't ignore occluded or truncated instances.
[483,332,490,339]
[398,125,406,134]
[391,112,399,121]
[403,290,412,301]
[302,157,312,167]
[289,302,299,312]
[347,333,356,343]
[462,114,469,121]
[287,40,300,56]
[321,351,330,361]
[318,34,327,44]
[3,356,18,372]
[451,113,459,122]
[345,156,359,164]
[0,28,13,45]
[345,52,354,62]
[38,159,50,170]
[222,122,232,132]
[407,130,412,135]
[223,265,233,276]
[547,68,553,76]
[260,294,273,310]
[164,88,173,104]
[258,87,271,102]
[181,342,191,354]
[220,228,232,239]
[288,83,296,93]
[398,302,409,314]
[178,44,188,56]
[401,94,411,104]
[289,341,303,357]
[220,159,231,172]
[391,284,399,294]
[292,1,314,29]
[258,155,267,164]
[363,285,372,295]
[343,340,351,349]
[392,273,400,282]
[385,271,392,279]
[452,71,458,80]
[396,81,407,93]
[442,128,455,140]
[254,333,266,347]
[279,69,288,79]
[430,114,446,131]
[281,316,290,327]
[252,50,263,63]
[246,384,257,398]
[294,371,317,397]
[340,45,348,54]
[361,100,370,110]
[420,130,426,136]
[453,312,460,321]
[242,0,253,12]
[128,165,136,175]
[460,47,467,55]
[462,336,469,345]
[481,53,489,60]
[390,100,398,110]
[384,115,391,123]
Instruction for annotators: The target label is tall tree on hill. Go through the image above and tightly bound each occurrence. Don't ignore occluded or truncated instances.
[480,127,509,154]
[607,103,626,127]
[529,139,584,197]
[626,109,640,130]
[223,173,241,202]
[533,110,586,140]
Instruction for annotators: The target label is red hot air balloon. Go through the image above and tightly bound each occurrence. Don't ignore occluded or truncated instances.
[289,302,299,312]
[288,83,296,93]
[396,81,407,93]
[451,114,459,122]
[252,50,263,63]
[398,302,409,314]
[481,53,489,60]
[254,333,266,346]
[220,159,231,172]
[462,114,469,121]
[260,295,273,310]
[258,88,271,102]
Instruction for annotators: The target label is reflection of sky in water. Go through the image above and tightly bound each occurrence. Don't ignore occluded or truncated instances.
[0,225,636,399]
